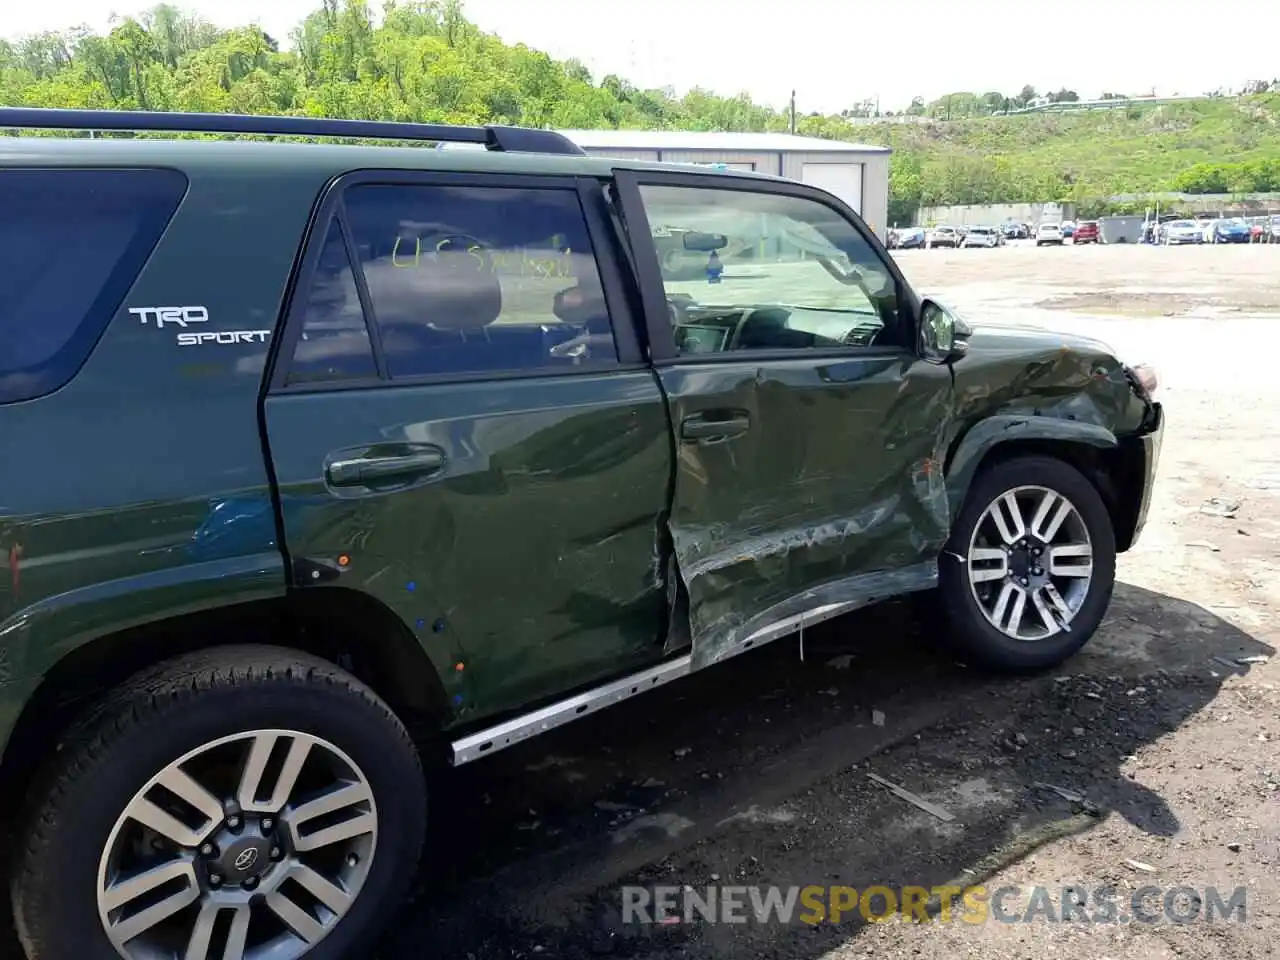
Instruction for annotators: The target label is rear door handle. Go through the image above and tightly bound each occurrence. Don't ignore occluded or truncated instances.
[681,413,751,442]
[326,447,446,487]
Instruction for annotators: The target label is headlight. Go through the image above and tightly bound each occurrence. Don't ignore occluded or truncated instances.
[1127,363,1159,397]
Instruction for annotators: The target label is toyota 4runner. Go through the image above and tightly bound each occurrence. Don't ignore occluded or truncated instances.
[0,107,1163,960]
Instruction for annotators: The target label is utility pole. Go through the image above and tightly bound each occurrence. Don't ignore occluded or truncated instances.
[789,90,797,134]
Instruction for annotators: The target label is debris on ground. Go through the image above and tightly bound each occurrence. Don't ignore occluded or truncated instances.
[827,654,856,669]
[1186,540,1222,551]
[1200,496,1242,518]
[1123,858,1157,873]
[866,772,956,822]
[872,709,886,727]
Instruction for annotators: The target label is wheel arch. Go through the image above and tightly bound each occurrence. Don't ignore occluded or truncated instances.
[944,416,1148,554]
[0,588,452,820]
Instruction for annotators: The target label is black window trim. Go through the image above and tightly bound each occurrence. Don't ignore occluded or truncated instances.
[610,168,923,367]
[268,170,644,395]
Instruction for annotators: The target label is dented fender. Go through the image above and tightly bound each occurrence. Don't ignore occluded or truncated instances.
[944,415,1119,521]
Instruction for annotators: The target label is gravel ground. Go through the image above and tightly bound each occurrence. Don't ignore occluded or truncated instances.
[370,243,1280,960]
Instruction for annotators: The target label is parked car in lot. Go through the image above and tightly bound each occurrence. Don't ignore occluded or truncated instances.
[1204,218,1251,244]
[1073,221,1099,244]
[926,225,961,248]
[1000,222,1028,240]
[1163,219,1204,245]
[889,226,927,250]
[1035,222,1065,246]
[961,226,1000,248]
[1059,220,1076,238]
[0,106,1165,960]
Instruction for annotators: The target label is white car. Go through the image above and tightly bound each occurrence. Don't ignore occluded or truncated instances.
[961,226,1000,248]
[1163,220,1203,245]
[1035,222,1064,246]
[925,225,960,248]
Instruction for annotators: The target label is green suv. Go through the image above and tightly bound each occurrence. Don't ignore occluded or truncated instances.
[0,107,1163,960]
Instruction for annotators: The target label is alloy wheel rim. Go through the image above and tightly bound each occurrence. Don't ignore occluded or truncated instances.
[965,484,1094,642]
[96,729,378,960]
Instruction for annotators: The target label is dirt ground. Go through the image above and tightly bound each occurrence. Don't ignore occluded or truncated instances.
[362,243,1280,960]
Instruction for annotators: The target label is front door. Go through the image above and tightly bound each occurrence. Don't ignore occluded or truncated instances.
[613,170,954,668]
[263,172,672,722]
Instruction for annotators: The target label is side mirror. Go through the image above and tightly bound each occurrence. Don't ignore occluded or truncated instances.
[919,298,971,363]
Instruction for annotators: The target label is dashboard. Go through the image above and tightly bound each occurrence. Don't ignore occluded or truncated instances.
[667,294,884,354]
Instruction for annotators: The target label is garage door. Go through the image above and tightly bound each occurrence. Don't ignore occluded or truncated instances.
[801,162,863,214]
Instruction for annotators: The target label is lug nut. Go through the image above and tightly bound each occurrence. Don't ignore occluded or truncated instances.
[209,873,223,888]
[1019,577,1029,586]
[243,876,260,891]
[227,815,242,830]
[347,853,360,867]
[270,846,283,861]
[200,843,217,857]
[260,817,275,832]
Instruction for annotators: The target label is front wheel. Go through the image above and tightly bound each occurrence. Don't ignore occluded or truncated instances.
[937,455,1116,671]
[12,646,428,960]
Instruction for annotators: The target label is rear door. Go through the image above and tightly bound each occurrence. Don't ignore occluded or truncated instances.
[612,170,954,669]
[263,172,673,721]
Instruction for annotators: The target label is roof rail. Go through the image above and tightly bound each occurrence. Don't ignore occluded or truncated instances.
[0,107,587,156]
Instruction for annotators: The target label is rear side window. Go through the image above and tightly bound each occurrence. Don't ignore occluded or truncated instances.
[0,168,187,404]
[341,184,619,380]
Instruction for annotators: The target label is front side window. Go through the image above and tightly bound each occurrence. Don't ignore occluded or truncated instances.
[636,184,902,357]
[343,184,619,379]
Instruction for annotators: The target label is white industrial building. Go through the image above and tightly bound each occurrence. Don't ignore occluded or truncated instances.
[559,130,892,238]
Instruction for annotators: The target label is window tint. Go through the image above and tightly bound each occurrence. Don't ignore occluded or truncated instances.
[0,168,186,404]
[637,184,901,356]
[343,184,618,379]
[287,221,378,384]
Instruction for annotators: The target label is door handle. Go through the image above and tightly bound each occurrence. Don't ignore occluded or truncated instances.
[681,413,751,442]
[326,448,446,487]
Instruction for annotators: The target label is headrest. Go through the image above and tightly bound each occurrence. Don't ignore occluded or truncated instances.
[367,233,503,332]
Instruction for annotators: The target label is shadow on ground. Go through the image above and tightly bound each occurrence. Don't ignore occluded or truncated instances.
[377,581,1273,959]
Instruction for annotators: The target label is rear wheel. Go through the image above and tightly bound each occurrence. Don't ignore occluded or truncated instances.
[12,646,427,960]
[938,455,1116,671]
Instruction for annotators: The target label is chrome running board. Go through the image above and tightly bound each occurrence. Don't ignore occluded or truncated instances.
[450,654,693,765]
[448,596,874,766]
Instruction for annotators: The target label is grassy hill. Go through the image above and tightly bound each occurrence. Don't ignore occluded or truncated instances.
[818,95,1280,219]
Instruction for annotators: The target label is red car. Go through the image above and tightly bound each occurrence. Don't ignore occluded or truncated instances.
[1074,220,1099,244]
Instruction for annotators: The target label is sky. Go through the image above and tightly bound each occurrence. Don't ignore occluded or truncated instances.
[7,0,1278,114]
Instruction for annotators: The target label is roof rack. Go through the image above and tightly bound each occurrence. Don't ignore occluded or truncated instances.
[0,107,587,156]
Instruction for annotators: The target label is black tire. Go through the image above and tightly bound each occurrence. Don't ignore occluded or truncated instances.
[12,646,427,960]
[937,455,1116,672]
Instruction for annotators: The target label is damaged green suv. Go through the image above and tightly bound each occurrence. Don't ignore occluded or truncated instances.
[0,108,1162,960]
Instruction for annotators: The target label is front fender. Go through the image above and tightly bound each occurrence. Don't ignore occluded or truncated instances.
[945,415,1118,520]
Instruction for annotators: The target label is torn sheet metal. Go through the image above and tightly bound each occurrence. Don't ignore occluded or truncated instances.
[661,321,1155,675]
[660,353,955,672]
